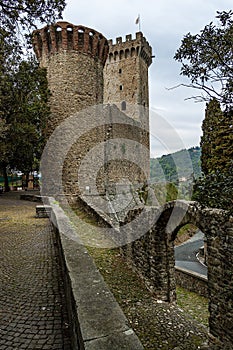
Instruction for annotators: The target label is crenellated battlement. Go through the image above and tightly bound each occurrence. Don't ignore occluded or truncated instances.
[32,21,109,65]
[107,32,153,67]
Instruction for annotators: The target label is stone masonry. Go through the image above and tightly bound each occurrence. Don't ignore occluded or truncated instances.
[33,23,151,198]
[119,200,233,348]
[104,32,152,126]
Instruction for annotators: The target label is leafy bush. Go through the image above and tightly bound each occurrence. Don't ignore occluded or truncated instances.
[192,169,233,213]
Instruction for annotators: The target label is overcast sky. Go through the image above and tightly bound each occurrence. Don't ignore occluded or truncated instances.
[61,0,232,157]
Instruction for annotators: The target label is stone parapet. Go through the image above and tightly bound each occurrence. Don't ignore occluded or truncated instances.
[107,32,152,67]
[48,198,144,349]
[33,21,109,65]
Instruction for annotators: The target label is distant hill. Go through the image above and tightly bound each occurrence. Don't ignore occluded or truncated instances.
[150,146,201,183]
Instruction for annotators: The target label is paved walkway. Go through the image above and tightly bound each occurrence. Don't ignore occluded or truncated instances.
[0,192,71,350]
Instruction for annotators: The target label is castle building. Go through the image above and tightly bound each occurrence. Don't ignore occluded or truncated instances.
[32,22,152,200]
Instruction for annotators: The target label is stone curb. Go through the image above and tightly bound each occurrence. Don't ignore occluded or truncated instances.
[175,266,207,282]
[48,198,144,350]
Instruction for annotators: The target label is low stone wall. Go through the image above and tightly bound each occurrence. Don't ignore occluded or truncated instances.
[48,198,144,350]
[175,266,208,297]
[20,193,43,202]
[120,200,233,348]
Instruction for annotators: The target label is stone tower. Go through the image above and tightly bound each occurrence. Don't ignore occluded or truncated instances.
[104,32,152,129]
[104,32,152,179]
[33,22,109,197]
[33,21,109,135]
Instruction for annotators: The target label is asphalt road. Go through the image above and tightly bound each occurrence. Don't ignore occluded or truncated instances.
[175,231,208,277]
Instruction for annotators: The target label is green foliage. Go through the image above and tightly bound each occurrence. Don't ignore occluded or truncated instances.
[0,56,50,175]
[0,118,8,160]
[192,169,233,213]
[196,100,232,212]
[0,0,67,74]
[0,1,66,35]
[150,146,201,182]
[0,0,66,187]
[201,99,233,175]
[174,10,233,109]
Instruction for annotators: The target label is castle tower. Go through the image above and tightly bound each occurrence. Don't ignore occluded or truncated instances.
[33,22,109,197]
[33,21,109,135]
[104,32,153,129]
[104,32,153,180]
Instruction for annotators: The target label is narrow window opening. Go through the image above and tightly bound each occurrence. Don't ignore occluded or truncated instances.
[119,85,123,91]
[121,101,126,111]
[119,68,122,74]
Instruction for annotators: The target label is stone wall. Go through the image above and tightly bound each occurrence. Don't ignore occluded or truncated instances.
[120,200,233,347]
[175,266,208,297]
[48,198,144,350]
[39,104,150,201]
[103,32,152,177]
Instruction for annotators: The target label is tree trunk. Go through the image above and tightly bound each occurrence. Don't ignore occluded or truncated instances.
[3,165,10,192]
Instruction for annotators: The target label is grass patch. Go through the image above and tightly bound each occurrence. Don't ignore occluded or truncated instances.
[176,286,209,327]
[87,246,209,349]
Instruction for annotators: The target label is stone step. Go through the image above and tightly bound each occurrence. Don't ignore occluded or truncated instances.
[36,205,52,218]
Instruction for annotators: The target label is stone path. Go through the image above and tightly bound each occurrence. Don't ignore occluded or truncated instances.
[0,192,71,350]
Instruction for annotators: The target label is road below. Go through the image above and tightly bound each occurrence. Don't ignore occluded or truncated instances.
[175,231,207,277]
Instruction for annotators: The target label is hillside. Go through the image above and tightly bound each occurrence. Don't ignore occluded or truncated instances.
[150,146,201,183]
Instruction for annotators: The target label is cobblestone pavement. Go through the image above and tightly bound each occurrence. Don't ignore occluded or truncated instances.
[0,192,71,350]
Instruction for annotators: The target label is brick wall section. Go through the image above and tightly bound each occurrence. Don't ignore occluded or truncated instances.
[61,105,149,196]
[120,200,233,347]
[42,52,104,134]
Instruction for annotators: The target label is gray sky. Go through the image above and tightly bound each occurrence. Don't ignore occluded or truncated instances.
[62,0,232,157]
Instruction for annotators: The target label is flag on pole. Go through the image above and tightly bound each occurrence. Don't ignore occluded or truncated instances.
[135,14,141,31]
